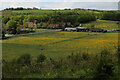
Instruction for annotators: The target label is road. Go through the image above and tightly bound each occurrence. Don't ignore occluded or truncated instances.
[4,29,61,38]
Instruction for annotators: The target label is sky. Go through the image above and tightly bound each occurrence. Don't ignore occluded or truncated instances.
[0,0,120,10]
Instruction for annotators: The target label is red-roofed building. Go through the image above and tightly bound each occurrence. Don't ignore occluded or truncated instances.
[49,24,59,28]
[28,20,38,27]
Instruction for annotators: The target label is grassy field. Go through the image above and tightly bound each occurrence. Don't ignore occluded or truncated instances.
[12,9,101,15]
[2,7,119,79]
[12,10,73,15]
[82,20,119,30]
[2,31,118,61]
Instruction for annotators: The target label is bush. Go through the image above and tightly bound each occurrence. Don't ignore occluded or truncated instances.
[82,53,89,60]
[2,17,10,24]
[16,27,21,34]
[94,49,114,80]
[7,20,18,34]
[37,54,46,63]
[17,54,31,65]
[7,20,17,29]
[2,31,5,38]
[42,24,47,29]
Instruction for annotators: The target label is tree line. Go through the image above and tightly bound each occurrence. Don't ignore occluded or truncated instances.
[2,11,97,34]
[1,8,120,36]
[101,11,120,21]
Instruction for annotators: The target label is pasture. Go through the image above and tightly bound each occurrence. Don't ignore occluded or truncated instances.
[82,20,119,30]
[12,9,74,15]
[2,31,118,61]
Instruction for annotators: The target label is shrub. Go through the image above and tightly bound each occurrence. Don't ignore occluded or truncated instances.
[42,24,47,29]
[16,27,21,34]
[82,53,89,60]
[17,54,31,65]
[94,49,114,80]
[2,31,5,38]
[7,20,17,29]
[37,54,46,63]
[7,20,18,34]
[2,17,10,24]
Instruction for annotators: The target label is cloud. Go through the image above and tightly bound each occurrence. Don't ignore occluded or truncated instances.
[1,0,119,2]
[42,2,74,9]
[71,2,118,10]
[0,1,119,10]
[67,0,119,2]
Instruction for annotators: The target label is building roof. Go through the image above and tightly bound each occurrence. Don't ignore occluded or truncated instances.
[77,27,88,29]
[65,28,76,30]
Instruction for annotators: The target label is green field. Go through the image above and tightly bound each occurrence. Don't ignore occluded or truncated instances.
[2,31,118,61]
[82,20,119,30]
[2,9,119,78]
[12,9,74,15]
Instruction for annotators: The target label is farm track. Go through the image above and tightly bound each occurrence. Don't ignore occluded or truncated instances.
[3,29,61,39]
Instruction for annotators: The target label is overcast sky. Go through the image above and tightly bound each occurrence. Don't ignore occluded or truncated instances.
[0,0,120,10]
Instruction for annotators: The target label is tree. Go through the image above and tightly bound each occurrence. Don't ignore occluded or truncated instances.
[42,24,47,29]
[7,20,17,28]
[38,22,43,28]
[7,20,18,34]
[94,49,114,80]
[16,27,21,34]
[2,30,5,38]
[23,18,28,24]
[2,17,9,24]
[33,7,39,10]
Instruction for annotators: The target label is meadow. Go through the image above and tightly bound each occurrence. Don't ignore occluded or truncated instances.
[2,31,118,61]
[82,20,119,30]
[1,7,120,79]
[12,9,99,14]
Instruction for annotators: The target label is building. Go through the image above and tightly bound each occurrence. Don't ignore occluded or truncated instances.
[76,27,90,32]
[28,20,38,27]
[49,24,59,28]
[91,28,107,33]
[65,28,76,31]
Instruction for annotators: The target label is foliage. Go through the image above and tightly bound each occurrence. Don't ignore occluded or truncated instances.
[2,49,118,78]
[91,24,95,28]
[2,17,10,24]
[7,20,18,34]
[2,9,119,32]
[37,54,46,63]
[101,12,120,21]
[17,54,31,66]
[94,49,115,80]
[16,27,21,34]
[7,20,17,28]
[2,30,5,38]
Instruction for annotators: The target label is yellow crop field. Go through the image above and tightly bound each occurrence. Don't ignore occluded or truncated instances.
[2,31,118,60]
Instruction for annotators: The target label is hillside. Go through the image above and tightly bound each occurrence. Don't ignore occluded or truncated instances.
[82,20,119,30]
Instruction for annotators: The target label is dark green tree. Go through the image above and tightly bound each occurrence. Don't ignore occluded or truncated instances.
[7,20,18,34]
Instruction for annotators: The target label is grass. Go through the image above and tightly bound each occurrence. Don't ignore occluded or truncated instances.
[2,31,118,61]
[12,9,73,15]
[33,29,48,32]
[82,20,119,30]
[2,48,119,78]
